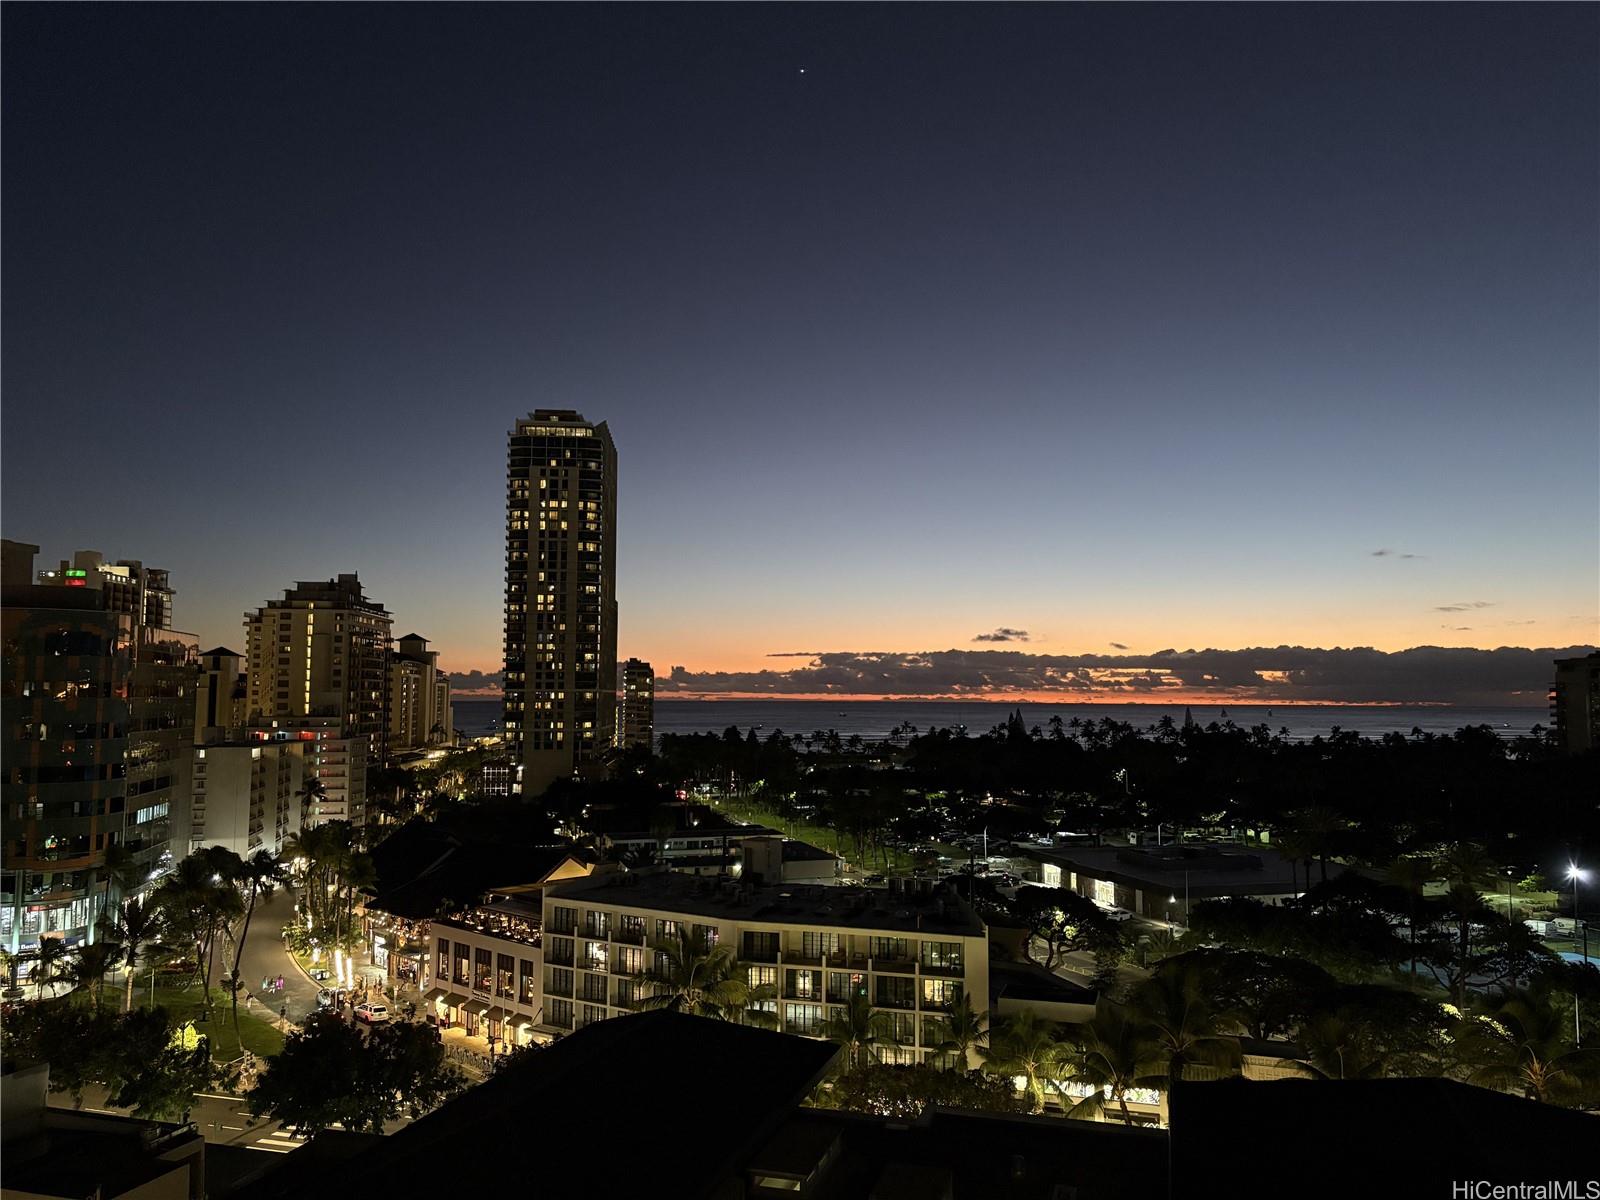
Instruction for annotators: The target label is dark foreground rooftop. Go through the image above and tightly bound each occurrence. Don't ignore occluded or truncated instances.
[1170,1076,1595,1197]
[233,1011,839,1200]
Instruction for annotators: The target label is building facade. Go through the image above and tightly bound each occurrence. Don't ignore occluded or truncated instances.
[2,542,197,954]
[535,873,989,1066]
[243,574,393,763]
[246,717,365,827]
[388,633,451,752]
[1550,652,1600,755]
[504,410,618,796]
[194,647,246,733]
[242,575,391,826]
[189,739,304,859]
[618,657,654,750]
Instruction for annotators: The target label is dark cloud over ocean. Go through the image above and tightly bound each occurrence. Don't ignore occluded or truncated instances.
[650,645,1595,705]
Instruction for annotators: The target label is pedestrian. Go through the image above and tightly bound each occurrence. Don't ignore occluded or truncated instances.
[276,974,284,993]
[262,975,271,993]
[280,1005,287,1022]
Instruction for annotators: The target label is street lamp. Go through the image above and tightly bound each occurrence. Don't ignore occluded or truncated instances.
[1568,864,1588,1048]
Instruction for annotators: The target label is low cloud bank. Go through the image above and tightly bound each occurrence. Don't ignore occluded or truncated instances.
[658,645,1595,705]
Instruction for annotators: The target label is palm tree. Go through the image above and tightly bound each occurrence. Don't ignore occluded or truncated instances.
[115,896,164,1013]
[61,939,124,1011]
[1059,1000,1169,1125]
[640,928,749,1019]
[1385,855,1436,978]
[981,1009,1070,1114]
[739,965,780,1030]
[297,776,328,829]
[1130,961,1242,1086]
[31,938,68,999]
[1456,994,1600,1106]
[226,850,288,1042]
[1292,1011,1386,1081]
[96,841,139,928]
[1435,842,1500,1005]
[154,853,242,1013]
[928,991,989,1069]
[822,992,894,1071]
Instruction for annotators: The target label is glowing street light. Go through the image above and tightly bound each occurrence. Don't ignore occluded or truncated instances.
[1568,863,1588,1047]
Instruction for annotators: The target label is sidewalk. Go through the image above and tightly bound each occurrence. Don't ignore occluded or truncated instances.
[437,1026,496,1081]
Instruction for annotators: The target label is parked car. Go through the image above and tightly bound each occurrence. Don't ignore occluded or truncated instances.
[308,968,332,982]
[1096,904,1136,923]
[316,988,337,1009]
[353,1002,389,1024]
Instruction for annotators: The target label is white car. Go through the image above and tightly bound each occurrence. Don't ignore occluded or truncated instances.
[1095,904,1136,923]
[353,1002,389,1024]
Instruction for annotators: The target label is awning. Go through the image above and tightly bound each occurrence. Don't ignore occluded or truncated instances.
[422,987,448,1004]
[443,992,469,1008]
[483,1007,506,1025]
[508,1014,534,1029]
[462,998,491,1016]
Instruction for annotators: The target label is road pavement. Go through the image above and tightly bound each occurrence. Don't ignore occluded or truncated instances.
[235,888,321,1024]
[51,1085,310,1153]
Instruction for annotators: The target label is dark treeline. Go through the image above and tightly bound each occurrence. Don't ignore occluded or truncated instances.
[633,716,1596,875]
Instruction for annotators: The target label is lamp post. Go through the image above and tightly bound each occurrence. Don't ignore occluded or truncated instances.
[1568,864,1588,1048]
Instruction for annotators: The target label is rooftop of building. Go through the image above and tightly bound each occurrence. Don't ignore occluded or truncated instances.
[2,1066,204,1200]
[261,574,390,613]
[750,1105,1167,1200]
[782,839,841,863]
[200,645,244,658]
[1168,1076,1596,1195]
[231,1012,837,1200]
[545,871,988,937]
[989,959,1098,1007]
[364,820,593,921]
[1022,841,1344,895]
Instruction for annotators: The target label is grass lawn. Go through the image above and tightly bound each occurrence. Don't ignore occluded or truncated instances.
[708,795,923,874]
[134,985,285,1061]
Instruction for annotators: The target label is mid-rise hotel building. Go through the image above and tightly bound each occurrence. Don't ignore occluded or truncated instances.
[504,411,618,796]
[388,633,452,751]
[534,873,989,1066]
[243,575,391,825]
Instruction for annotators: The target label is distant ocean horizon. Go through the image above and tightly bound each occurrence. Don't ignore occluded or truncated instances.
[451,697,1549,743]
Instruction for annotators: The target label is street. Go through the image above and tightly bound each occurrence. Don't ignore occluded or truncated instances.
[235,887,322,1024]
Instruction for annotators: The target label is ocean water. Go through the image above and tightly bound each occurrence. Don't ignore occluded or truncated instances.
[451,698,1548,744]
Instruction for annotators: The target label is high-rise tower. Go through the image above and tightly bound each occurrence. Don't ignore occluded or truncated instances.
[619,658,655,750]
[505,410,618,796]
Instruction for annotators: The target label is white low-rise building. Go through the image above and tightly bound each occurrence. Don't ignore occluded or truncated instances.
[536,872,990,1066]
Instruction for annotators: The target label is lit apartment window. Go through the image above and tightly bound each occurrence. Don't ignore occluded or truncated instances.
[784,1003,823,1037]
[801,931,840,959]
[828,971,867,1000]
[921,979,959,1011]
[920,942,963,972]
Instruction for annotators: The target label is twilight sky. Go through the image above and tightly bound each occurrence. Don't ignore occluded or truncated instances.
[4,6,1596,696]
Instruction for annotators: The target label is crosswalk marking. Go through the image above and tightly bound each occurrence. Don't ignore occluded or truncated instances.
[250,1129,309,1154]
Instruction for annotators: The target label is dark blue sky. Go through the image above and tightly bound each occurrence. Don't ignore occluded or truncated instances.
[5,5,1595,681]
